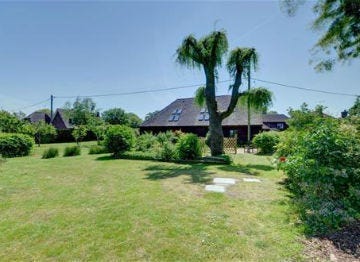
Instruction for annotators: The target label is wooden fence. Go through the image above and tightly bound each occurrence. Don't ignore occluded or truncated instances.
[200,135,237,154]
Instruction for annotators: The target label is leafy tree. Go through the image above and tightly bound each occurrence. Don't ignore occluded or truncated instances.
[102,108,128,125]
[0,110,34,136]
[176,30,272,155]
[72,125,88,145]
[145,110,160,121]
[287,103,328,131]
[87,116,107,144]
[126,112,142,128]
[64,97,98,126]
[33,120,57,146]
[13,111,26,120]
[281,0,360,71]
[349,96,360,117]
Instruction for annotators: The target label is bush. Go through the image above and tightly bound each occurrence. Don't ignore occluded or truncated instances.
[88,145,108,155]
[176,133,202,160]
[42,147,59,159]
[157,131,177,144]
[0,133,34,158]
[63,146,81,157]
[104,125,135,157]
[156,141,178,161]
[119,151,158,161]
[135,132,158,152]
[277,119,360,235]
[252,131,280,155]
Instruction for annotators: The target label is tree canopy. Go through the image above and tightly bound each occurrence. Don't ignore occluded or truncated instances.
[281,0,360,71]
[176,30,272,155]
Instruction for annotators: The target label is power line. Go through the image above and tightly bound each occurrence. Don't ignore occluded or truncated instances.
[13,98,50,112]
[54,77,359,99]
[54,80,232,99]
[252,78,359,97]
[9,77,359,112]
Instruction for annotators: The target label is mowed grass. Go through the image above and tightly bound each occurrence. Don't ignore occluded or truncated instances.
[0,142,304,261]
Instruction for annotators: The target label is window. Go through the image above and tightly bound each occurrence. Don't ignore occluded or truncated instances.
[168,108,183,122]
[277,123,284,129]
[198,108,209,121]
[229,129,237,137]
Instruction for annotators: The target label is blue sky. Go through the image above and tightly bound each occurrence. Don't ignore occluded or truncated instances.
[0,1,359,118]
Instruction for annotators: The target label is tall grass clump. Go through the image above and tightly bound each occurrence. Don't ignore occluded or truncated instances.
[63,146,81,157]
[42,147,59,159]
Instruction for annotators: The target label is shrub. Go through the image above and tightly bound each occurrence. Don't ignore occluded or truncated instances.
[119,151,158,161]
[156,141,178,161]
[157,131,177,144]
[176,133,202,160]
[88,145,108,155]
[42,147,59,159]
[63,146,81,157]
[0,133,34,158]
[277,119,360,235]
[252,131,280,155]
[135,132,157,152]
[104,125,135,157]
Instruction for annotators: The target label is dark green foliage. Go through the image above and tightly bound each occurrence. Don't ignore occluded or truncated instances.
[42,147,59,159]
[0,133,34,158]
[156,141,178,161]
[0,110,34,136]
[252,131,280,155]
[72,125,88,145]
[64,97,98,126]
[277,117,360,235]
[33,120,57,145]
[349,96,360,117]
[104,125,135,157]
[88,145,108,155]
[118,151,158,161]
[63,146,81,157]
[157,131,178,145]
[102,108,128,125]
[135,132,158,152]
[126,112,142,128]
[176,133,202,160]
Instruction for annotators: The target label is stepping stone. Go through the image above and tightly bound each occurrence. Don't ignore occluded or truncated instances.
[213,177,236,185]
[243,178,261,183]
[205,185,226,193]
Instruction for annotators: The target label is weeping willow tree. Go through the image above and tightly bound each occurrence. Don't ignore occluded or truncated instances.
[176,30,272,156]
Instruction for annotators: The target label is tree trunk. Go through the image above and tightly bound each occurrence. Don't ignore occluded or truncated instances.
[207,112,224,156]
[204,67,224,156]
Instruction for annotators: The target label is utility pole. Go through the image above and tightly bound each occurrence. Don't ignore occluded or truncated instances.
[50,95,54,120]
[247,65,251,153]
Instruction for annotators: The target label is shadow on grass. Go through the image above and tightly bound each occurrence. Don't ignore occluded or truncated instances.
[144,163,213,184]
[217,163,274,176]
[96,155,114,161]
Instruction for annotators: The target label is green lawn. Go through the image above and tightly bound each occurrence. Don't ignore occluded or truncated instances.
[0,142,304,261]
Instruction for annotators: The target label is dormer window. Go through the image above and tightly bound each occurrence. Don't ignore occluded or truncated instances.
[169,108,182,122]
[198,108,209,121]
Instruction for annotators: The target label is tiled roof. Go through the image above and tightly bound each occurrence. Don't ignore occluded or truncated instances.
[141,95,265,127]
[24,111,51,124]
[262,113,289,123]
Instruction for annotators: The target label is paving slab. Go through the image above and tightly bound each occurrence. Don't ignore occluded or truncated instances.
[213,177,236,185]
[243,178,261,182]
[205,185,226,193]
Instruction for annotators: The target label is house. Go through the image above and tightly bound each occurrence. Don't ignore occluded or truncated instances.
[24,111,51,124]
[51,109,73,130]
[140,95,288,143]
